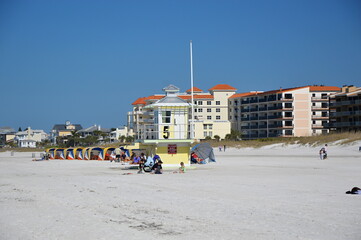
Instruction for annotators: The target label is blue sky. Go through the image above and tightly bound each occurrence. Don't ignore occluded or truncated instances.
[1,0,360,132]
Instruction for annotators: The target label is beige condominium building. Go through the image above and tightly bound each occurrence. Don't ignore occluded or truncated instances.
[328,85,361,132]
[228,86,341,139]
[128,84,236,140]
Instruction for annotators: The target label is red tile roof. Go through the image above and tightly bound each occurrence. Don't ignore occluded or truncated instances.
[186,87,203,93]
[132,97,147,105]
[229,92,262,99]
[132,95,165,105]
[208,84,237,91]
[308,86,341,92]
[179,94,214,100]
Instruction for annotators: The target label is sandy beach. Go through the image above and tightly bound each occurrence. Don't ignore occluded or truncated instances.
[1,143,360,240]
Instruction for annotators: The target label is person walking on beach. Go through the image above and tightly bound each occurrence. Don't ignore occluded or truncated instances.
[223,145,226,152]
[323,144,328,159]
[114,147,121,162]
[218,146,222,152]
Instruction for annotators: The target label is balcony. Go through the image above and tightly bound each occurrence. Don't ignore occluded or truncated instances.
[312,124,324,129]
[311,106,328,111]
[280,98,294,102]
[311,97,328,102]
[312,116,328,120]
[330,110,361,117]
[328,121,361,128]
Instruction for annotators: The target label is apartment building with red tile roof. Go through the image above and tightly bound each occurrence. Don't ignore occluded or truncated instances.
[228,85,341,139]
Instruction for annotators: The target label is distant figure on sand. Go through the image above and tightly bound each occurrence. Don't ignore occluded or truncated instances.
[346,187,361,194]
[152,160,163,174]
[219,146,222,152]
[319,144,328,160]
[223,145,226,152]
[114,147,122,162]
[179,162,186,173]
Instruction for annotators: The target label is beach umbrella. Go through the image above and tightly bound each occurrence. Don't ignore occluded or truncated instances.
[191,143,216,163]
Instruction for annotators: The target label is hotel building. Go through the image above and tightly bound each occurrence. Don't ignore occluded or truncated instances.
[228,86,341,139]
[328,85,361,132]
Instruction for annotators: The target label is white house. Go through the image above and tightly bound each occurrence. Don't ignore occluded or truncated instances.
[15,127,48,148]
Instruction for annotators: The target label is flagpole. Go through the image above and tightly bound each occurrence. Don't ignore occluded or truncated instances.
[190,40,194,139]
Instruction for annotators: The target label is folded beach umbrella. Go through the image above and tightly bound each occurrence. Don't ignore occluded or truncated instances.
[191,143,216,163]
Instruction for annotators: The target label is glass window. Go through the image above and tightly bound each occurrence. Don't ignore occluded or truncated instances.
[216,116,221,120]
[216,108,220,112]
[207,116,212,120]
[216,101,220,105]
[203,132,207,137]
[198,108,203,112]
[207,101,211,105]
[162,111,171,123]
[198,101,203,105]
[207,108,211,112]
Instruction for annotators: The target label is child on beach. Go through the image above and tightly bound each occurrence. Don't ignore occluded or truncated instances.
[179,162,186,173]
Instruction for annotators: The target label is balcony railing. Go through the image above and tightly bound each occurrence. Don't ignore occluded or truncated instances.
[327,121,361,128]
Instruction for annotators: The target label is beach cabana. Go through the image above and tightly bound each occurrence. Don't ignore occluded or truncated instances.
[75,148,84,160]
[103,147,115,160]
[89,147,104,160]
[66,148,76,160]
[55,148,66,160]
[47,148,56,159]
[83,148,91,160]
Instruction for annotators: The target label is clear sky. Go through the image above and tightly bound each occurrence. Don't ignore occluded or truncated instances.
[1,0,360,132]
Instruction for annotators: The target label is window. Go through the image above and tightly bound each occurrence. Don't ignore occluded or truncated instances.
[207,116,212,120]
[207,101,211,105]
[285,112,292,117]
[208,131,213,137]
[285,121,292,126]
[203,124,213,129]
[312,103,316,106]
[203,132,207,137]
[207,108,211,112]
[285,93,292,99]
[313,112,316,115]
[194,101,197,104]
[312,93,316,97]
[194,109,197,112]
[285,130,293,135]
[216,116,221,120]
[216,101,220,105]
[216,108,220,112]
[162,111,171,123]
[285,103,292,108]
[198,101,203,105]
[229,101,232,105]
[198,108,203,112]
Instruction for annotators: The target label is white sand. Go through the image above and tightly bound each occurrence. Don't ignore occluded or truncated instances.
[1,143,360,240]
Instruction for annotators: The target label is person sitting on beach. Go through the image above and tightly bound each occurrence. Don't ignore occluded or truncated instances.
[132,155,141,165]
[138,155,146,174]
[152,160,163,174]
[346,187,361,194]
[179,162,186,173]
